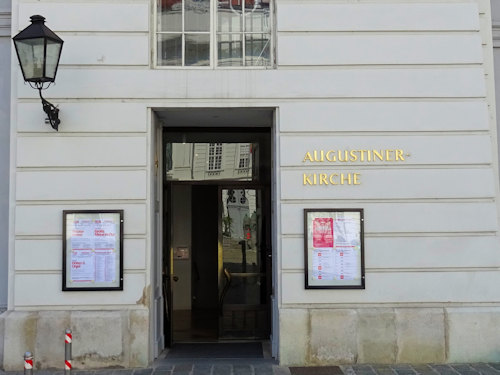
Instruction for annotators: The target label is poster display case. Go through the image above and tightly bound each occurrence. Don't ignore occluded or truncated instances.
[304,209,365,289]
[62,210,124,291]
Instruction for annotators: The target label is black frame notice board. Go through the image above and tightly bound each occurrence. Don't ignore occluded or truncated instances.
[62,210,124,291]
[304,209,365,289]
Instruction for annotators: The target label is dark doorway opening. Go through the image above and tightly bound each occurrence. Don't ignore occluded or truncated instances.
[162,127,272,346]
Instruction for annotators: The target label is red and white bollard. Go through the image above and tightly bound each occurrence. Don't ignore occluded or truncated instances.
[24,351,33,375]
[65,329,72,374]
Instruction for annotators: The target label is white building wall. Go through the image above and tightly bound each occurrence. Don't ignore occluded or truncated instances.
[3,0,500,369]
[0,0,11,311]
[493,0,500,173]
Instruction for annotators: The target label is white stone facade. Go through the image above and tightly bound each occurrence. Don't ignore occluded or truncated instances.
[0,0,11,311]
[2,0,500,370]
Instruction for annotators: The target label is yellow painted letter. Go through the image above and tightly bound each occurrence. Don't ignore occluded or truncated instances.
[303,174,313,185]
[395,149,405,161]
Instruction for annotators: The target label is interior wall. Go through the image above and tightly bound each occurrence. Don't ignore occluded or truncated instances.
[171,184,192,311]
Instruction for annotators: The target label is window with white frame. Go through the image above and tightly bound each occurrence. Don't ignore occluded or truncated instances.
[238,143,250,168]
[156,0,272,67]
[208,143,223,170]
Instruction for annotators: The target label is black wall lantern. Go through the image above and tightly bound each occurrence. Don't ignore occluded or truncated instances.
[13,15,64,131]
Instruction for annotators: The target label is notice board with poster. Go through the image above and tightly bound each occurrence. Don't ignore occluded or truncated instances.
[304,209,365,289]
[63,210,124,291]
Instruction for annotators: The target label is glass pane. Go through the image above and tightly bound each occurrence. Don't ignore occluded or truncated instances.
[14,38,45,80]
[222,188,262,269]
[185,34,210,66]
[185,0,210,31]
[166,143,254,181]
[217,0,242,32]
[157,0,182,32]
[45,40,62,79]
[245,0,270,33]
[220,188,269,339]
[157,34,182,66]
[217,34,243,67]
[245,33,270,66]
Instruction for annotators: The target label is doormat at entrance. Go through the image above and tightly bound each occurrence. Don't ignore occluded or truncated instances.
[290,366,344,375]
[167,342,263,358]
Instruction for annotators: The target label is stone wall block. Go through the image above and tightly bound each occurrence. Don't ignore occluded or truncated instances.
[2,311,38,371]
[395,308,445,363]
[357,308,396,363]
[279,309,309,366]
[35,311,70,369]
[70,310,125,368]
[446,307,500,362]
[0,311,5,369]
[309,309,358,365]
[129,308,149,368]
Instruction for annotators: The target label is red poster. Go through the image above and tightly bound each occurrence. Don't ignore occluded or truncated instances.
[312,218,334,248]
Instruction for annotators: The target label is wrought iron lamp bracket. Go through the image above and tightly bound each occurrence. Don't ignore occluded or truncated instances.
[37,86,60,131]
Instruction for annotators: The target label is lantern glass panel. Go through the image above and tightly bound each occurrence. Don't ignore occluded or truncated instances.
[46,39,62,79]
[14,37,45,80]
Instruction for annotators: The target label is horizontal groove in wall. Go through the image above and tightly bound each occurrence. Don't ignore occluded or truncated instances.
[17,133,148,137]
[279,130,491,136]
[59,64,149,68]
[16,166,149,172]
[13,305,149,311]
[277,63,484,69]
[55,31,149,36]
[15,200,147,206]
[280,164,492,170]
[50,64,486,71]
[14,269,146,275]
[280,302,500,309]
[273,64,486,70]
[16,96,488,101]
[16,97,489,103]
[281,231,498,238]
[279,198,496,204]
[14,234,147,240]
[277,30,482,36]
[57,65,150,70]
[15,268,147,274]
[281,268,500,273]
[15,97,489,104]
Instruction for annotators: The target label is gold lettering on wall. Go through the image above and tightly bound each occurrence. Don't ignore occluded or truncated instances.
[302,173,362,186]
[301,148,409,187]
[303,149,408,163]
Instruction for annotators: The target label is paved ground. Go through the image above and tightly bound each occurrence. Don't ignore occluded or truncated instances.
[1,362,500,375]
[341,363,500,375]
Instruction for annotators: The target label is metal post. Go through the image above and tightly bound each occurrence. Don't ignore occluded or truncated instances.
[24,351,33,375]
[64,329,72,374]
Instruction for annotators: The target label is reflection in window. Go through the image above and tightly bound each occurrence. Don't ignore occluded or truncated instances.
[217,0,271,66]
[165,142,255,181]
[157,0,210,66]
[208,143,223,171]
[156,0,272,67]
[238,144,250,168]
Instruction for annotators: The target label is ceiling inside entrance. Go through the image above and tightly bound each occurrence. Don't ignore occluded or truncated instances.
[154,108,274,128]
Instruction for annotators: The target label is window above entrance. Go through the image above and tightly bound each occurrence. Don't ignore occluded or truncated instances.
[166,142,256,181]
[155,0,273,67]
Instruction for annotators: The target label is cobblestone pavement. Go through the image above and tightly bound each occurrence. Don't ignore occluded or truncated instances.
[0,360,290,375]
[341,363,500,375]
[2,363,500,375]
